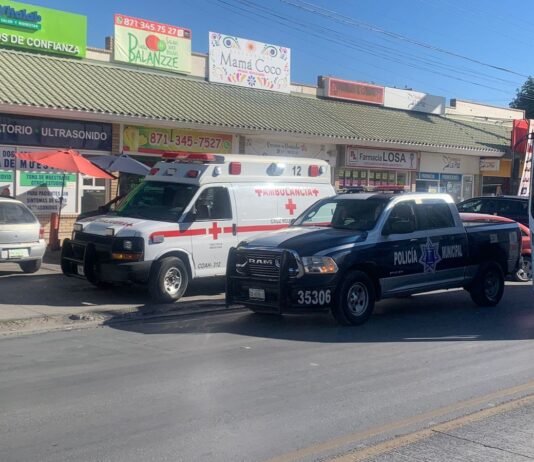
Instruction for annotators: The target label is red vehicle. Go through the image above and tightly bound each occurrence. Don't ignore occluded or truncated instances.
[460,213,531,282]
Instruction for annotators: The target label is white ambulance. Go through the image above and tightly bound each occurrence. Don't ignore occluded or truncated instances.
[61,153,335,302]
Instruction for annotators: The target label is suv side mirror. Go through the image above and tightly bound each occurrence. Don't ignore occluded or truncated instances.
[383,219,415,235]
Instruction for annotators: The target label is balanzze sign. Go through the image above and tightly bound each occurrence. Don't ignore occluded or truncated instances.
[323,77,384,105]
[346,147,419,170]
[0,0,86,58]
[0,115,112,151]
[209,32,290,93]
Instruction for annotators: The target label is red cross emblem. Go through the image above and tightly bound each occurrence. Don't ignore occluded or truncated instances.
[208,222,222,240]
[285,198,297,215]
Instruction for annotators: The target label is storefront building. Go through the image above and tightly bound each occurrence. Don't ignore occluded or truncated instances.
[339,146,418,191]
[479,158,513,196]
[0,113,112,234]
[416,152,480,202]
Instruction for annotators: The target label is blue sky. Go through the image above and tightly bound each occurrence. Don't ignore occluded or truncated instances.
[20,0,531,106]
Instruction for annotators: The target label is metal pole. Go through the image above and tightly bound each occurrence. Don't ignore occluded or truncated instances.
[57,172,65,233]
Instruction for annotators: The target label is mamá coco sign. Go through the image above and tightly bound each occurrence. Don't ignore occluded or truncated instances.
[114,14,191,74]
[209,32,290,93]
[0,0,86,58]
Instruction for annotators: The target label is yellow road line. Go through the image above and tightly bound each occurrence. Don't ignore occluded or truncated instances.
[330,393,534,462]
[264,378,534,462]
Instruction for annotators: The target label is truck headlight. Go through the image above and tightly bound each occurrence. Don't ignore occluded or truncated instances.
[123,240,133,250]
[301,256,338,274]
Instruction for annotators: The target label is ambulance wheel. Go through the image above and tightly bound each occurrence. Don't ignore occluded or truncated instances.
[19,259,41,274]
[469,261,504,307]
[149,257,189,303]
[332,270,375,326]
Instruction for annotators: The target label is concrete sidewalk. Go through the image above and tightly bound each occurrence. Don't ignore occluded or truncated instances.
[0,252,227,335]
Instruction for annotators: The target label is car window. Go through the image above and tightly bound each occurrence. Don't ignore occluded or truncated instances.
[0,202,37,224]
[415,202,455,230]
[385,201,417,231]
[496,200,527,215]
[299,201,335,226]
[193,187,232,221]
[457,199,483,213]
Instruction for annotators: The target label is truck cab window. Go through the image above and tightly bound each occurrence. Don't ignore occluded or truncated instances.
[193,187,232,221]
[415,203,455,230]
[385,202,416,233]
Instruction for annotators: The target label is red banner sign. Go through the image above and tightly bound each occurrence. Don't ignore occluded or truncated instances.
[324,77,384,105]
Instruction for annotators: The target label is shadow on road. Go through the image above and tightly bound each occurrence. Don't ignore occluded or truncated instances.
[108,284,534,343]
[0,269,225,309]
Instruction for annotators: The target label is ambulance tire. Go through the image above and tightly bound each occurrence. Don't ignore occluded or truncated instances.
[469,260,504,307]
[149,257,189,303]
[332,270,375,326]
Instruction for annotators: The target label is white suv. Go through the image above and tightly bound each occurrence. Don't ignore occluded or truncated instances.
[0,197,46,273]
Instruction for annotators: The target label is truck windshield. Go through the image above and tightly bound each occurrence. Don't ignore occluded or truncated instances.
[115,181,199,222]
[294,197,389,231]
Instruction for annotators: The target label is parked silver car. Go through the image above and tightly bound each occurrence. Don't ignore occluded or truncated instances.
[0,197,46,273]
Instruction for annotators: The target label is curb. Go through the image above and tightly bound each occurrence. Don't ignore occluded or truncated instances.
[0,300,243,337]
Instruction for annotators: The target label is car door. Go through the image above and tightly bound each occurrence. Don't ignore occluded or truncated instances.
[414,199,468,285]
[375,200,423,295]
[188,185,238,277]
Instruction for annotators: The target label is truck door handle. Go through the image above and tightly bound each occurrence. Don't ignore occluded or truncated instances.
[232,224,237,236]
[410,238,418,242]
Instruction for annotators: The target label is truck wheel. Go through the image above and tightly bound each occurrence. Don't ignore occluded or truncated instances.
[331,271,375,325]
[19,259,41,274]
[469,261,504,307]
[514,256,532,282]
[149,257,189,303]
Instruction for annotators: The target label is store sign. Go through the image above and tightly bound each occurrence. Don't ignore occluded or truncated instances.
[209,32,290,93]
[0,114,112,151]
[384,87,445,115]
[114,14,191,74]
[0,0,86,58]
[479,158,501,172]
[123,126,234,154]
[18,171,77,214]
[323,77,384,105]
[346,147,418,170]
[244,138,335,164]
[442,155,462,171]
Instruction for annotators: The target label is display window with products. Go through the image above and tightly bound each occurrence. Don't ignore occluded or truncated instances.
[416,172,471,202]
[337,168,412,189]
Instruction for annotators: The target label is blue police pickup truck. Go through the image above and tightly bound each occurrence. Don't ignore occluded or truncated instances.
[226,193,522,325]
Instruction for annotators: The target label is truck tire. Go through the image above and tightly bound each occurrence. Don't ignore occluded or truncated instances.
[469,261,504,307]
[514,255,532,282]
[19,259,41,274]
[331,270,375,325]
[149,257,189,303]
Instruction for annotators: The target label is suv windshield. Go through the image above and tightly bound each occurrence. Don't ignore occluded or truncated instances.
[294,197,389,231]
[115,181,199,222]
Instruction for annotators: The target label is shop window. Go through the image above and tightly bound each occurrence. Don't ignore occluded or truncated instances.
[81,175,107,213]
[415,203,455,230]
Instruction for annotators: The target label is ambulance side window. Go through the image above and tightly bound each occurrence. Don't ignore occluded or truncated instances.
[193,187,232,221]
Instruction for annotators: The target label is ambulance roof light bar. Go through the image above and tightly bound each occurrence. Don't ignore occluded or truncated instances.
[162,152,218,163]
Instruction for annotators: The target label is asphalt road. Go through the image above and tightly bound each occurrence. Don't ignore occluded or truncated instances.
[1,283,533,462]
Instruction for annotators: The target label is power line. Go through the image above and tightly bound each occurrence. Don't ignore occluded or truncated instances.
[279,0,528,78]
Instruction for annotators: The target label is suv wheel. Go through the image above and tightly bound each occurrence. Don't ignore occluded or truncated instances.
[149,257,189,303]
[469,261,504,307]
[331,270,375,325]
[19,259,41,274]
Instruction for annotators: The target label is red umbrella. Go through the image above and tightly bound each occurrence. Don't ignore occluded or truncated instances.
[16,149,114,179]
[15,150,115,245]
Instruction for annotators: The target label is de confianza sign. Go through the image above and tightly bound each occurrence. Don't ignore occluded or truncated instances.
[0,0,86,58]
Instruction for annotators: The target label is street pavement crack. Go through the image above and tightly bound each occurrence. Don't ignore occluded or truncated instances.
[431,429,534,460]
